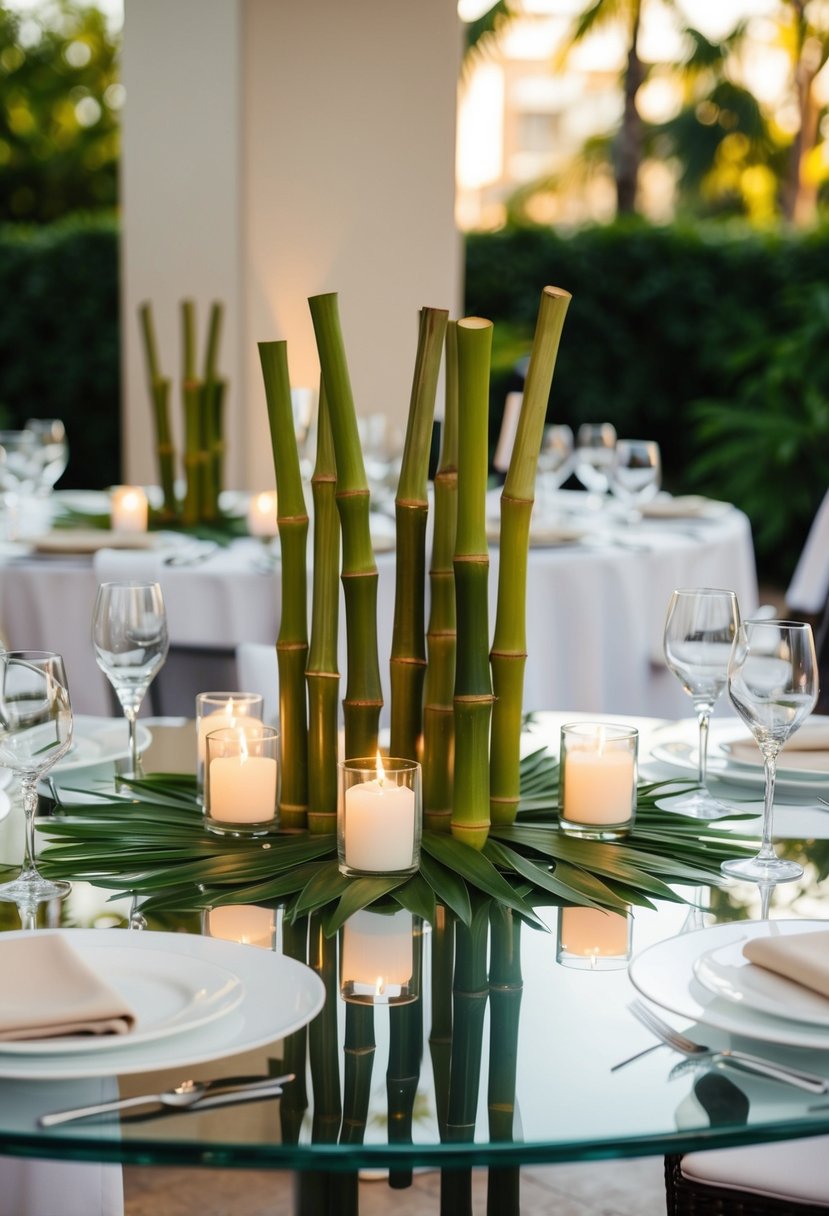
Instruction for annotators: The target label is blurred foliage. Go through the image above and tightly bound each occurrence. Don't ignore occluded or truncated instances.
[465,220,829,585]
[0,215,119,487]
[0,0,121,223]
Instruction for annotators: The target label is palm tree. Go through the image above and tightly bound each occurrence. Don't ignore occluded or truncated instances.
[778,0,829,225]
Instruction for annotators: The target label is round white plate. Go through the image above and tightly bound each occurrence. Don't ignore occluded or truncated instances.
[650,719,829,795]
[52,717,153,775]
[629,919,829,1050]
[693,938,829,1027]
[0,940,244,1055]
[0,928,325,1080]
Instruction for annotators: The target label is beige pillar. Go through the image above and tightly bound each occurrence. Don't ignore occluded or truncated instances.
[121,0,462,491]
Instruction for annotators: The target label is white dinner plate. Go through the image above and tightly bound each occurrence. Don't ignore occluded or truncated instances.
[629,919,829,1050]
[52,716,153,775]
[0,939,245,1056]
[693,938,829,1028]
[0,928,325,1080]
[650,718,829,795]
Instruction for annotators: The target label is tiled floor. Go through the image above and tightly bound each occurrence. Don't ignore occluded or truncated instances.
[124,1156,667,1215]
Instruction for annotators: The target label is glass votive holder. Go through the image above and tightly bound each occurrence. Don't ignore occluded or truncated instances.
[556,905,633,971]
[196,692,265,797]
[205,725,279,836]
[340,908,423,1005]
[203,904,276,949]
[337,755,421,878]
[559,722,638,840]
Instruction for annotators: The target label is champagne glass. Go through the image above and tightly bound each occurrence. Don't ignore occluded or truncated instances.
[663,588,741,817]
[92,582,169,777]
[722,620,818,884]
[25,418,69,495]
[609,439,661,521]
[0,651,73,906]
[573,422,617,507]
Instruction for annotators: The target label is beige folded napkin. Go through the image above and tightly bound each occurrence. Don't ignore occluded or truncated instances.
[724,721,829,772]
[32,529,158,555]
[0,934,136,1041]
[743,930,829,1000]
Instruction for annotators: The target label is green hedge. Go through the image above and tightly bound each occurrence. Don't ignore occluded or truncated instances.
[465,220,829,585]
[0,215,120,488]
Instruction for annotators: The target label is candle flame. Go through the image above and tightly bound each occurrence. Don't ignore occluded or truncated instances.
[123,490,139,510]
[375,977,385,997]
[375,750,385,786]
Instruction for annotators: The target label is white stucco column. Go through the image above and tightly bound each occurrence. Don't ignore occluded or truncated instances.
[121,0,462,491]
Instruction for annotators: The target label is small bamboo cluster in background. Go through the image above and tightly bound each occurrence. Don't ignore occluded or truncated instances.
[138,298,227,525]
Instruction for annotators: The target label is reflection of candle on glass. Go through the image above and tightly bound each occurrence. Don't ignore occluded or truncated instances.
[111,485,148,533]
[344,753,416,872]
[559,907,630,959]
[197,700,263,767]
[562,727,635,825]
[207,905,275,948]
[247,491,278,537]
[208,730,277,823]
[341,909,414,999]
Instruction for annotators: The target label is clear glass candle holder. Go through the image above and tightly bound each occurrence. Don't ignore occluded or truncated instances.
[196,691,265,797]
[556,905,633,971]
[205,724,279,836]
[340,908,423,1005]
[337,755,421,877]
[559,722,638,840]
[202,904,276,949]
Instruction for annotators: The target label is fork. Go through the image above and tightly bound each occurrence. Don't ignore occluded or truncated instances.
[629,1000,829,1094]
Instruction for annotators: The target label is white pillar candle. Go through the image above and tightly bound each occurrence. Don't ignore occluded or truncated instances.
[111,485,148,533]
[341,909,414,995]
[207,905,275,948]
[247,490,278,537]
[344,761,416,872]
[558,907,630,959]
[208,752,277,822]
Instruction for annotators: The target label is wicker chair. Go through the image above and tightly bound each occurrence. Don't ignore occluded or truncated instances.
[665,1138,829,1215]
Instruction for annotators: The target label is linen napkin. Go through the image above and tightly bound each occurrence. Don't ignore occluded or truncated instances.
[724,720,829,772]
[0,934,136,1041]
[743,930,829,1000]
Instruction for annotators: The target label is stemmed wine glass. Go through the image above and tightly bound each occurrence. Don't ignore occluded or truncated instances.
[0,651,73,906]
[609,439,661,521]
[722,619,818,884]
[92,581,169,777]
[25,418,69,496]
[663,588,741,817]
[573,422,617,508]
[537,424,574,512]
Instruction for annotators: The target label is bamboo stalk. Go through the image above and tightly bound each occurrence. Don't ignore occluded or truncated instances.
[428,902,454,1141]
[137,303,177,519]
[181,298,197,382]
[279,914,310,1146]
[386,923,425,1188]
[490,287,571,827]
[211,378,227,501]
[180,377,203,528]
[390,306,448,761]
[451,318,495,851]
[423,322,459,831]
[308,292,382,758]
[259,340,310,829]
[307,378,340,835]
[308,912,342,1144]
[199,302,224,521]
[486,903,523,1216]
[340,1002,376,1146]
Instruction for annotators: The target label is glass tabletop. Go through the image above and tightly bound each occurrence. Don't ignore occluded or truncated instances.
[0,718,826,1177]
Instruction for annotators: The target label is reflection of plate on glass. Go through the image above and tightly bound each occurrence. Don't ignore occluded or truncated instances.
[0,929,325,1080]
[693,939,829,1027]
[629,919,829,1049]
[0,942,245,1055]
[650,719,829,795]
[53,716,152,774]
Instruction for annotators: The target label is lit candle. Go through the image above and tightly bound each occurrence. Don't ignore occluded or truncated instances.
[558,907,630,959]
[341,909,414,1000]
[247,490,278,538]
[206,905,275,948]
[343,753,416,873]
[111,485,148,533]
[207,727,277,825]
[197,698,264,768]
[560,724,637,829]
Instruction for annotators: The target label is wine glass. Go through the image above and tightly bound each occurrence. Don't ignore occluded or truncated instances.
[0,651,73,906]
[609,439,661,521]
[663,588,741,817]
[0,429,39,540]
[537,423,574,512]
[721,619,818,884]
[573,422,617,507]
[92,582,169,777]
[25,418,69,496]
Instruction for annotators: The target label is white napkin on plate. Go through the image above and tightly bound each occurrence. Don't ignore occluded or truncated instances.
[0,934,136,1041]
[743,930,829,1000]
[724,720,829,771]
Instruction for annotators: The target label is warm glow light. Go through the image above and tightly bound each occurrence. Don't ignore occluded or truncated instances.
[457,62,504,190]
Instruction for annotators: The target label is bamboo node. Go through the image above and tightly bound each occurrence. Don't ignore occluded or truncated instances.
[490,648,528,660]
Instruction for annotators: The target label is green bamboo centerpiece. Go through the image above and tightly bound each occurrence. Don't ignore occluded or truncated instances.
[259,340,310,830]
[390,306,448,761]
[423,322,459,832]
[306,379,340,835]
[451,318,495,851]
[199,301,224,522]
[490,287,571,827]
[180,298,203,528]
[308,292,382,758]
[137,302,177,520]
[486,904,523,1216]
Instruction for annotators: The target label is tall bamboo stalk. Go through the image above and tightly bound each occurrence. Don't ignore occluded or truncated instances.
[137,302,177,519]
[428,903,454,1141]
[490,287,571,827]
[340,998,376,1210]
[279,915,310,1147]
[199,301,224,521]
[423,322,459,832]
[451,318,495,851]
[486,904,523,1216]
[180,377,203,527]
[386,924,425,1188]
[390,306,448,761]
[259,340,309,829]
[308,292,382,758]
[307,378,340,835]
[308,912,342,1144]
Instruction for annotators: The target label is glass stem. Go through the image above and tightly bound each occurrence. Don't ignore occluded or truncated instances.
[695,706,712,787]
[126,708,142,777]
[20,776,40,879]
[758,750,779,862]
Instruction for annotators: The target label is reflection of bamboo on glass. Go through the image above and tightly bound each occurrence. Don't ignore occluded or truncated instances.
[300,913,343,1216]
[308,292,382,758]
[486,903,523,1216]
[423,323,459,832]
[386,926,425,1188]
[337,1001,376,1216]
[390,306,448,761]
[429,903,455,1140]
[307,379,340,835]
[279,915,310,1146]
[137,301,177,520]
[259,339,310,829]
